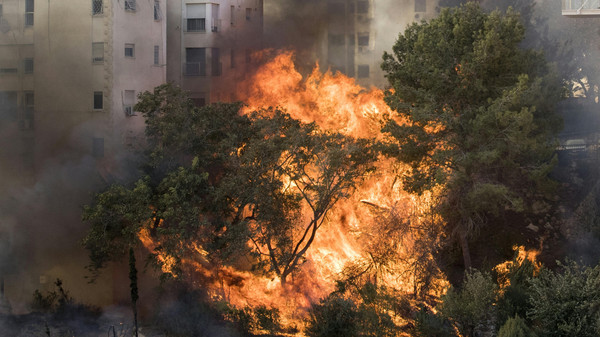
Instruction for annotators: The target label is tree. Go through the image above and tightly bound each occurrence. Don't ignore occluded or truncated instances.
[527,261,600,337]
[83,84,376,286]
[438,270,497,337]
[381,3,563,269]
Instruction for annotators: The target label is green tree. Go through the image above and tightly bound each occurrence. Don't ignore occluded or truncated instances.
[527,261,600,337]
[498,315,537,337]
[83,84,376,286]
[381,3,563,269]
[438,270,497,337]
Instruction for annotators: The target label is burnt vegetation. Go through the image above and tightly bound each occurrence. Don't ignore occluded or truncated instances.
[4,1,600,336]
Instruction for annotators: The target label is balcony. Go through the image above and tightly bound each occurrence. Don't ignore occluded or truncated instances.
[562,0,600,17]
[184,62,206,76]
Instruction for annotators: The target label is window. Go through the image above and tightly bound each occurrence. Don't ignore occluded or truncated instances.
[191,97,206,107]
[92,137,104,158]
[415,0,426,12]
[230,5,234,25]
[124,0,136,11]
[328,34,344,46]
[0,91,18,121]
[211,4,219,32]
[23,58,33,74]
[93,91,103,110]
[245,8,251,21]
[92,42,104,63]
[230,49,235,68]
[154,0,161,20]
[25,0,34,26]
[22,91,34,130]
[0,4,3,18]
[357,1,369,14]
[92,0,103,15]
[123,90,135,116]
[0,68,17,74]
[211,48,221,76]
[357,65,369,78]
[186,4,206,32]
[124,43,134,58]
[185,48,206,76]
[154,45,159,65]
[358,33,369,47]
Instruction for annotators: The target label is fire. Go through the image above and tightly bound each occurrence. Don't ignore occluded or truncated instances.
[139,50,446,333]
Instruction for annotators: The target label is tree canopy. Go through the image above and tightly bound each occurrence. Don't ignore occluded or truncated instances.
[82,84,376,285]
[381,3,564,269]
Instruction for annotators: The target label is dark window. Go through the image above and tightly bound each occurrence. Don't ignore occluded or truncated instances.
[230,5,234,24]
[0,91,18,121]
[92,0,103,15]
[329,34,344,46]
[191,98,206,107]
[358,33,369,47]
[0,4,3,18]
[357,1,369,14]
[124,44,134,57]
[187,18,205,31]
[185,48,206,76]
[154,46,159,65]
[415,0,426,12]
[24,58,33,74]
[154,0,161,20]
[22,91,34,130]
[25,0,34,26]
[92,137,104,158]
[357,65,369,78]
[124,0,136,11]
[93,91,103,110]
[211,48,221,76]
[0,68,17,74]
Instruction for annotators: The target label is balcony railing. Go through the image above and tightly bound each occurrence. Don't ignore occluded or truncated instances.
[562,0,600,16]
[184,62,206,76]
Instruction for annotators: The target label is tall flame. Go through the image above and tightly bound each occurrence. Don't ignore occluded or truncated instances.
[141,50,447,331]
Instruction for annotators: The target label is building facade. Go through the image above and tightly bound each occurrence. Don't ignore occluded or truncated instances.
[321,0,438,88]
[167,0,263,105]
[0,0,166,309]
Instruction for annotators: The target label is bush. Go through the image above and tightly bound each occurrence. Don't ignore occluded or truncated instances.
[438,270,497,337]
[413,307,457,337]
[305,294,360,337]
[498,316,536,337]
[254,305,281,334]
[527,261,600,337]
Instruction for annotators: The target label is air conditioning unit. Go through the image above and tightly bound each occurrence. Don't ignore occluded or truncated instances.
[124,106,134,116]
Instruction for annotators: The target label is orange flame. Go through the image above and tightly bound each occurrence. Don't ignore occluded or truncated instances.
[140,50,446,332]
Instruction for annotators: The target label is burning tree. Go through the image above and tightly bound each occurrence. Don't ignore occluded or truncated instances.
[82,84,376,287]
[381,3,564,269]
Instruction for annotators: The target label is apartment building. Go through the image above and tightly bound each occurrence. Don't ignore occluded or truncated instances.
[167,0,263,105]
[0,0,166,309]
[322,0,438,88]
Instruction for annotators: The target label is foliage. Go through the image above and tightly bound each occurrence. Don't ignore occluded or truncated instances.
[254,305,281,334]
[83,83,377,285]
[413,307,457,337]
[438,270,497,337]
[154,287,239,337]
[527,261,600,337]
[305,282,402,337]
[496,255,536,327]
[30,279,102,323]
[498,315,537,337]
[381,2,563,268]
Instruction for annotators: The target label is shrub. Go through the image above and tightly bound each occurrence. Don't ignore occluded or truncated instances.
[498,316,536,337]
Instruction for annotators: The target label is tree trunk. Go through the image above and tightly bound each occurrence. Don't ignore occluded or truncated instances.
[458,229,472,270]
[129,248,139,337]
